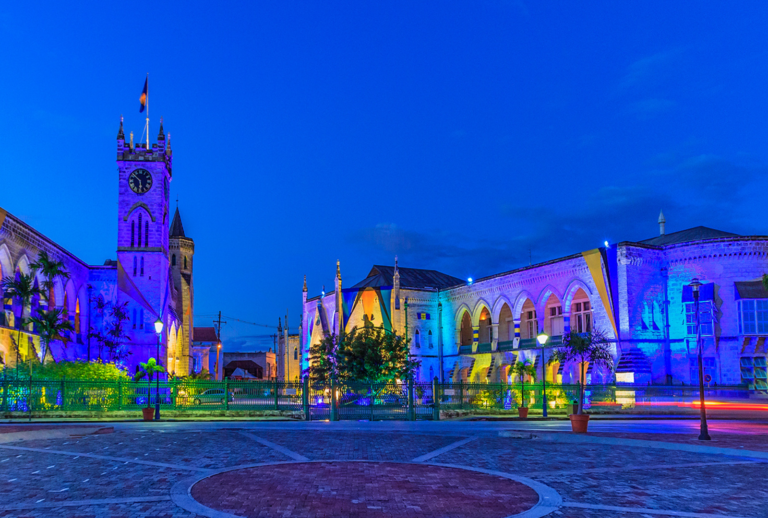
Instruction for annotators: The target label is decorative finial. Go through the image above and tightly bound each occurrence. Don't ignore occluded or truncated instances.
[158,117,165,139]
[658,210,666,236]
[336,260,341,278]
[167,132,172,153]
[117,115,125,140]
[303,275,307,292]
[129,131,134,149]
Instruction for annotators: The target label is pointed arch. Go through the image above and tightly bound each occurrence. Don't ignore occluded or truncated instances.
[512,290,536,318]
[454,303,472,330]
[0,243,13,282]
[491,295,513,324]
[15,254,31,275]
[536,285,563,313]
[64,279,76,313]
[562,278,595,310]
[123,202,156,222]
[471,298,492,326]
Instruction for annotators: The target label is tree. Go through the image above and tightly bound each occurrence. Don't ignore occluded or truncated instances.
[134,358,165,409]
[29,308,74,365]
[30,250,70,309]
[551,330,614,415]
[1,274,44,368]
[310,326,420,385]
[89,301,131,365]
[511,359,536,408]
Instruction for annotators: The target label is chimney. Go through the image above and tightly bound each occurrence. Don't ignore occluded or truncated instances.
[658,210,666,236]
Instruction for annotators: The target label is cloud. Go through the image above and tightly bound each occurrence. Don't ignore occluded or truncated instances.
[347,155,768,281]
[624,98,676,120]
[619,49,683,92]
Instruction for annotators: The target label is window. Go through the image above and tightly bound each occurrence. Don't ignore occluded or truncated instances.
[429,366,434,381]
[131,221,135,247]
[184,256,187,269]
[132,308,137,329]
[75,299,80,334]
[739,300,768,335]
[133,256,137,276]
[294,347,298,360]
[139,309,144,331]
[414,329,421,348]
[144,221,149,247]
[686,301,714,336]
[138,214,142,246]
[428,330,433,348]
[572,301,593,333]
[140,257,144,276]
[171,254,176,266]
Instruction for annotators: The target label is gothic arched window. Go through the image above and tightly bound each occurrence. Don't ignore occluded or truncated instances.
[184,256,187,269]
[132,308,137,329]
[414,329,421,348]
[131,221,135,247]
[428,330,433,348]
[133,256,137,276]
[138,214,142,246]
[144,221,149,247]
[140,257,144,276]
[294,347,298,360]
[171,254,176,266]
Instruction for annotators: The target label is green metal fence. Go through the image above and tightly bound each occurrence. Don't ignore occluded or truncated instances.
[0,373,753,420]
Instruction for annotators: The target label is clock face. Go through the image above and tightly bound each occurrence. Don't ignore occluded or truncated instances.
[128,169,152,194]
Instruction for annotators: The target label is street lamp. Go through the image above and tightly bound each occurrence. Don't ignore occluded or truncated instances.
[689,279,710,441]
[153,318,163,421]
[215,342,222,380]
[537,332,549,417]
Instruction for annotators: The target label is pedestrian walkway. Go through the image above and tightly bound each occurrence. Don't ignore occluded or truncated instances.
[0,420,766,517]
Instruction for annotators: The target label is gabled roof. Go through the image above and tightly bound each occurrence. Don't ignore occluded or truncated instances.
[193,327,219,342]
[349,265,464,290]
[636,226,739,247]
[169,207,185,238]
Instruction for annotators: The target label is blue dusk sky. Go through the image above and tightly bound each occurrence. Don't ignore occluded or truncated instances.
[2,2,768,351]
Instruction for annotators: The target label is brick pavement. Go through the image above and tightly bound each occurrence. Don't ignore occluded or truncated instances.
[0,425,766,517]
[191,462,539,518]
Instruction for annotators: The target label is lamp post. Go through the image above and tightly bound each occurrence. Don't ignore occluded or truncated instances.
[153,318,163,421]
[689,279,710,440]
[215,342,221,380]
[537,332,549,417]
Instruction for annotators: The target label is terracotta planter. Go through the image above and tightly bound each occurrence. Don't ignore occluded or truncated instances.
[141,407,154,421]
[517,407,529,419]
[569,413,589,433]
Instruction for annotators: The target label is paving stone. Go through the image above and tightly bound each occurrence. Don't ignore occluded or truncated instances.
[251,430,465,461]
[191,461,539,518]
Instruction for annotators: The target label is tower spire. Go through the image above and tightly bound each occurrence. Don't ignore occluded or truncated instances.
[158,117,165,140]
[658,210,666,236]
[117,115,125,139]
[303,275,307,293]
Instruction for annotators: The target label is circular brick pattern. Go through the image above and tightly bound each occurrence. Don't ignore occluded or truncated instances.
[191,461,540,518]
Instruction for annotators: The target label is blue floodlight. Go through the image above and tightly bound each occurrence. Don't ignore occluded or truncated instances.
[467,277,473,285]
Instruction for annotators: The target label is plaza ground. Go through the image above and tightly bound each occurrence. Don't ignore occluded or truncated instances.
[0,419,767,517]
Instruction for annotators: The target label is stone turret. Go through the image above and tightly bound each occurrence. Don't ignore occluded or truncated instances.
[335,261,343,335]
[169,206,194,376]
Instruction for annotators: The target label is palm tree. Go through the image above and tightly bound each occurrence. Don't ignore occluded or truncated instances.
[1,274,43,368]
[30,250,69,309]
[511,359,536,408]
[134,358,166,410]
[551,330,614,415]
[29,308,74,365]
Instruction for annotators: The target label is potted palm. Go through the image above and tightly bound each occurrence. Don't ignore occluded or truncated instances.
[511,359,536,418]
[134,358,166,421]
[551,330,614,433]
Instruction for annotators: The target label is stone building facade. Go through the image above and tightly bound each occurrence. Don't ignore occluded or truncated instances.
[0,119,201,376]
[301,219,768,389]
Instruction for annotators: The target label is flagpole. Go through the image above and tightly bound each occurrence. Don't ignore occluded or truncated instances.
[145,73,150,150]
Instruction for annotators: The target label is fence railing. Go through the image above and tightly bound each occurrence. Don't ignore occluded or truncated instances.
[0,373,754,420]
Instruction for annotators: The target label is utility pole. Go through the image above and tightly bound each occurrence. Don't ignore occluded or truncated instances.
[214,311,227,380]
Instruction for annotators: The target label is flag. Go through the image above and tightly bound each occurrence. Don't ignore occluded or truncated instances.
[139,77,148,113]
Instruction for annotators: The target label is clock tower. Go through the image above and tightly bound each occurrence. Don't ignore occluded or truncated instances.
[115,117,173,362]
